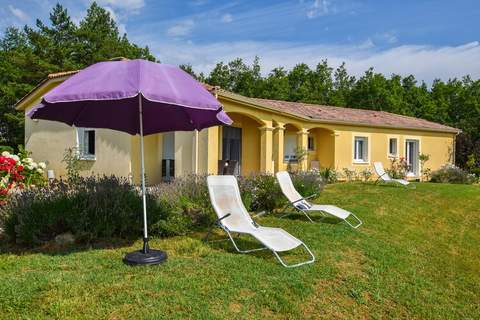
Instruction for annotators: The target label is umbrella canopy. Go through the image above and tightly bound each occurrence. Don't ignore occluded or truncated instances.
[28,59,232,133]
[28,59,232,265]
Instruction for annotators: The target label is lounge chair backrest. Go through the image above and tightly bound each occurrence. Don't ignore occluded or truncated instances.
[373,162,391,180]
[276,171,312,209]
[207,175,255,231]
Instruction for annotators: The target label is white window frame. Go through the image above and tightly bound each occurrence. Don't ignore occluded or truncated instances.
[388,137,399,158]
[353,135,369,164]
[76,127,96,160]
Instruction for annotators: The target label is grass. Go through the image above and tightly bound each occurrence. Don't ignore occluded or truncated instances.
[1,182,479,319]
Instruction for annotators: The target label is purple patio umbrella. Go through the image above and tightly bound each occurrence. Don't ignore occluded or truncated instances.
[29,59,232,265]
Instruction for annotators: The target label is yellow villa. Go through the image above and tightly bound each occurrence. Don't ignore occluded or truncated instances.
[16,70,460,184]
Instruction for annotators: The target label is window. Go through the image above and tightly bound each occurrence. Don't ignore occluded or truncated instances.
[389,138,398,157]
[307,136,315,151]
[284,134,297,162]
[353,136,368,162]
[77,128,95,159]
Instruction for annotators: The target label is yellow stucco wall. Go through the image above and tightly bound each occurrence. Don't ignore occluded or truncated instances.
[131,134,163,185]
[330,125,454,177]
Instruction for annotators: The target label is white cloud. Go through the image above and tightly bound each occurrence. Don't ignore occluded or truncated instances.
[103,6,118,21]
[221,13,233,23]
[144,39,480,84]
[358,38,374,49]
[96,0,145,11]
[378,31,398,44]
[307,0,330,19]
[8,5,29,23]
[166,19,195,37]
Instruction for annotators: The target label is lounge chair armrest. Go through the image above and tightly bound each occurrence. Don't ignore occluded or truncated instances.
[291,198,312,210]
[204,213,231,242]
[216,213,231,224]
[303,193,318,200]
[292,198,306,205]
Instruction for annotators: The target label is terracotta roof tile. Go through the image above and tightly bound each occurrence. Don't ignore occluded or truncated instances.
[244,97,459,133]
[47,70,80,79]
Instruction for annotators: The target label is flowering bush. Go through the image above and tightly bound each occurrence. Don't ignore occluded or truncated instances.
[359,168,373,182]
[0,151,46,205]
[317,167,338,184]
[386,157,409,179]
[430,164,476,184]
[342,168,357,182]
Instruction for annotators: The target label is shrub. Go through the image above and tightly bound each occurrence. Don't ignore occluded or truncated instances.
[290,171,325,197]
[430,164,476,184]
[238,174,283,213]
[148,175,212,235]
[2,176,146,245]
[317,167,338,184]
[470,167,480,178]
[342,168,356,182]
[0,172,328,247]
[359,168,373,182]
[387,157,408,179]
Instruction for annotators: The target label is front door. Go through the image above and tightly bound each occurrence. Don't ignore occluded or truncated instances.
[405,139,420,176]
[222,127,242,175]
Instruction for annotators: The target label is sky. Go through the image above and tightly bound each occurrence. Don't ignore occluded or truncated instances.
[1,0,479,83]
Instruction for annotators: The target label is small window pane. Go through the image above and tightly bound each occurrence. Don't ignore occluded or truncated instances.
[308,137,315,151]
[354,137,368,162]
[77,128,95,158]
[389,138,397,156]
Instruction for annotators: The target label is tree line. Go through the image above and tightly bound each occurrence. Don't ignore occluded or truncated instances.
[1,2,478,168]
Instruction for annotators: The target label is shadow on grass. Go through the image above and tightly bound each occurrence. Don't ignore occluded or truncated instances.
[0,237,136,256]
[279,212,343,225]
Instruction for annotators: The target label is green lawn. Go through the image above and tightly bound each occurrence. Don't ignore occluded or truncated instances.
[1,183,479,319]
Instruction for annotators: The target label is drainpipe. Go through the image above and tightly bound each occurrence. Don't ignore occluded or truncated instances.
[453,131,459,165]
[194,129,199,175]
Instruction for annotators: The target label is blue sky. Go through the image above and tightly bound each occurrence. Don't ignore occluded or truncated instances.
[1,0,479,83]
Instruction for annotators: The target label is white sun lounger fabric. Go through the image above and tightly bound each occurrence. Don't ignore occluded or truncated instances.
[276,171,362,228]
[207,175,315,267]
[373,162,410,186]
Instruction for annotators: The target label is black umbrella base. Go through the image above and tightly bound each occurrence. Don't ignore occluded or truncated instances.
[123,249,167,266]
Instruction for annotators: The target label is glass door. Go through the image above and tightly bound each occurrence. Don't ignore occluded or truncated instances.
[222,127,242,175]
[405,139,419,176]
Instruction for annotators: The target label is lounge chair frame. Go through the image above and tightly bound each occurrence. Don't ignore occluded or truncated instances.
[275,171,362,229]
[206,176,315,268]
[373,162,415,188]
[278,199,363,229]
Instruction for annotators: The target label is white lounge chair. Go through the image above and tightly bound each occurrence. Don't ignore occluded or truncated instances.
[206,175,315,268]
[275,171,362,229]
[373,162,412,187]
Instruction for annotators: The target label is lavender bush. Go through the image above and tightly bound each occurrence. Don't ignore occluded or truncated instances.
[1,172,326,246]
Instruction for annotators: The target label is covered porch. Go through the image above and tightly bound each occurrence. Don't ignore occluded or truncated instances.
[213,111,336,175]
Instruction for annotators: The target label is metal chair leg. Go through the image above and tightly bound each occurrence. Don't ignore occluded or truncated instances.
[272,243,315,268]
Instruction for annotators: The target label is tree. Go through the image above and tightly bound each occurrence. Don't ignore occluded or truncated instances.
[329,62,355,106]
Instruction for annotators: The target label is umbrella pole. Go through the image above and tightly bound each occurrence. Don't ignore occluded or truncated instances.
[139,95,149,254]
[123,94,167,265]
